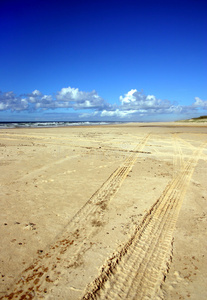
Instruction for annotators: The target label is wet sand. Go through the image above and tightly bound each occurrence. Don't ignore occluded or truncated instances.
[0,122,206,299]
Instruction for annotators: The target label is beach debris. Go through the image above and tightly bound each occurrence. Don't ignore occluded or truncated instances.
[25,222,36,230]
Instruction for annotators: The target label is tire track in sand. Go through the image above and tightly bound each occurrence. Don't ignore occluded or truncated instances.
[82,142,206,300]
[0,134,150,300]
[172,133,184,178]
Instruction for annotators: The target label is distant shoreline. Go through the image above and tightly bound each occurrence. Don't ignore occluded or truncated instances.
[1,121,207,130]
[0,121,123,129]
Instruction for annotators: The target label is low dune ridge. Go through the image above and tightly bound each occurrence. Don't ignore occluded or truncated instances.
[178,115,207,123]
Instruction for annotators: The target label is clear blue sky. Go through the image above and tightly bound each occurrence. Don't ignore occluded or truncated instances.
[0,0,206,121]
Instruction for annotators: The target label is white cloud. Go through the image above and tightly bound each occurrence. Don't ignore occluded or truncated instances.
[79,111,99,118]
[101,109,138,118]
[0,88,206,120]
[32,89,42,96]
[119,89,171,110]
[56,87,107,110]
[119,89,138,104]
[34,95,54,109]
[99,90,207,119]
[0,87,108,112]
[99,89,179,118]
[0,91,28,111]
[0,102,6,110]
[193,97,207,108]
[56,87,81,101]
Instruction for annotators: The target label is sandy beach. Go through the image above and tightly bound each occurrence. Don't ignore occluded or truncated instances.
[0,122,206,299]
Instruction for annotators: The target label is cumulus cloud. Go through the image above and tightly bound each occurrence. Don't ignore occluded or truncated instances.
[0,91,28,111]
[98,90,207,119]
[0,87,108,112]
[193,97,207,109]
[0,87,206,120]
[79,111,99,118]
[99,89,182,118]
[119,89,138,104]
[101,109,138,118]
[119,89,172,110]
[56,87,107,110]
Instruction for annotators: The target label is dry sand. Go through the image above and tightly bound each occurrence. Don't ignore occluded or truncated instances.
[0,122,206,299]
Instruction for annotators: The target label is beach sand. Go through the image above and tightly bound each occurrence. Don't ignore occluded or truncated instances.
[0,122,206,299]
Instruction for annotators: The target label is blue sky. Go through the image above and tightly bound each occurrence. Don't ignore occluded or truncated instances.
[0,0,206,122]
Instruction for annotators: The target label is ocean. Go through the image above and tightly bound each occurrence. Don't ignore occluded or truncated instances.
[0,121,121,129]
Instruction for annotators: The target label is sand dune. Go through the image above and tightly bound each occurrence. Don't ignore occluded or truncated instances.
[0,123,206,299]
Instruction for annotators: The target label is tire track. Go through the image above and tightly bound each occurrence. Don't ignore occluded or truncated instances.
[82,142,206,300]
[0,134,150,300]
[172,134,184,178]
[175,136,197,151]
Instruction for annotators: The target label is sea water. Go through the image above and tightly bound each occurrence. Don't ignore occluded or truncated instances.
[0,121,120,129]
